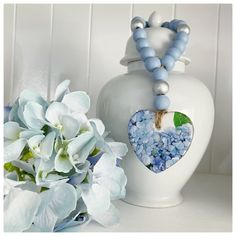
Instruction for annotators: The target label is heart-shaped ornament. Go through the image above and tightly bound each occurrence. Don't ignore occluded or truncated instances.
[128,110,194,173]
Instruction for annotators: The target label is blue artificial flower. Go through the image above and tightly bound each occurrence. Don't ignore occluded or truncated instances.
[4,80,129,232]
[4,106,11,123]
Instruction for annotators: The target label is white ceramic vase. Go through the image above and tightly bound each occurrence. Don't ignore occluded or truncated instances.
[96,14,214,208]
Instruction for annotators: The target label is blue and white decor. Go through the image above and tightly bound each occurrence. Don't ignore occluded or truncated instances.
[128,110,193,173]
[4,80,128,232]
[97,11,214,208]
[127,13,193,173]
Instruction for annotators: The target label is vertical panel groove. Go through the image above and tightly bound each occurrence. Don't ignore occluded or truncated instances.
[173,4,176,18]
[47,4,54,101]
[130,3,134,18]
[86,4,93,94]
[9,4,17,103]
[210,4,221,174]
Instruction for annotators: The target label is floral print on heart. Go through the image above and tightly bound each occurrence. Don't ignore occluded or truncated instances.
[128,110,193,173]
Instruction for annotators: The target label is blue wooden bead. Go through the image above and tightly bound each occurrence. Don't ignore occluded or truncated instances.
[154,95,170,110]
[174,20,186,30]
[175,31,189,43]
[172,39,186,53]
[133,28,147,41]
[161,55,175,71]
[144,57,161,72]
[166,47,181,60]
[140,47,156,60]
[152,67,168,81]
[168,20,185,31]
[161,22,170,28]
[169,19,179,30]
[136,38,149,51]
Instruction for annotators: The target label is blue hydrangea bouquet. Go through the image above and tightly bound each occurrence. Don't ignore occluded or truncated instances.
[4,80,128,232]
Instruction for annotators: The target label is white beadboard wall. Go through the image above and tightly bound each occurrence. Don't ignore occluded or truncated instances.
[4,4,232,175]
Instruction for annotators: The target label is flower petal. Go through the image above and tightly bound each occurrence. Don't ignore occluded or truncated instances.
[4,176,26,196]
[19,89,47,107]
[54,80,70,102]
[36,155,68,188]
[74,160,90,173]
[55,148,73,173]
[67,172,87,186]
[62,91,90,114]
[55,213,91,232]
[4,106,11,123]
[93,153,127,200]
[12,160,35,175]
[108,142,128,158]
[95,168,127,200]
[81,183,110,216]
[94,153,116,171]
[8,100,25,128]
[4,121,23,140]
[67,131,94,156]
[40,131,56,160]
[36,152,55,173]
[18,90,47,126]
[76,137,96,163]
[4,138,27,163]
[54,198,90,232]
[19,129,43,139]
[4,188,41,232]
[71,113,91,131]
[34,183,77,232]
[28,135,45,154]
[23,101,46,129]
[90,122,112,155]
[18,182,41,193]
[61,115,80,139]
[45,102,69,125]
[89,119,105,136]
[92,203,120,227]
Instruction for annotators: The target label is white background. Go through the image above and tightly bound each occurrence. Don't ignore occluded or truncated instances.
[4,3,232,175]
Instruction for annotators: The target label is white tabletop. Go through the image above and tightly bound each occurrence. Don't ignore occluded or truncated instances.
[63,173,232,232]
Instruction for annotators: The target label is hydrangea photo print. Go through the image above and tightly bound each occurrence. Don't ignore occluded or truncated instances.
[128,110,193,173]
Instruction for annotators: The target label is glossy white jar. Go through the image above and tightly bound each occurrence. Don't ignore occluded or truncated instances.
[97,18,214,208]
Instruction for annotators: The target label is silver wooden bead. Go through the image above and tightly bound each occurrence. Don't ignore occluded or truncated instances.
[131,17,146,32]
[177,23,191,35]
[153,80,169,95]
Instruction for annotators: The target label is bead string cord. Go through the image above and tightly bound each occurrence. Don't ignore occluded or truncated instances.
[155,110,167,129]
[131,16,190,129]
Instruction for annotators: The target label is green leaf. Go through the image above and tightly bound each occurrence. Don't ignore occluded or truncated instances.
[21,150,34,161]
[82,172,90,184]
[79,127,90,134]
[4,162,35,182]
[40,186,49,192]
[173,112,192,127]
[41,125,51,135]
[4,162,18,172]
[20,147,35,161]
[90,147,100,157]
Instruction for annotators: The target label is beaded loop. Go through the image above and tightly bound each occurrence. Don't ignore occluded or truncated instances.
[140,47,156,60]
[131,16,147,32]
[136,38,149,51]
[133,28,147,41]
[152,67,168,81]
[154,95,170,110]
[144,57,161,72]
[131,16,190,111]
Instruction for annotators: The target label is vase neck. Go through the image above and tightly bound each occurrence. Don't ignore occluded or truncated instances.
[127,60,186,73]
